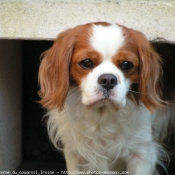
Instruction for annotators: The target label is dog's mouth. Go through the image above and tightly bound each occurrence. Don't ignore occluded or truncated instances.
[103,89,111,99]
[86,89,119,111]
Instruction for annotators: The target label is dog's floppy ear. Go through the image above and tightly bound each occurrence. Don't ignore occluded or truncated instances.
[135,31,166,111]
[38,29,77,110]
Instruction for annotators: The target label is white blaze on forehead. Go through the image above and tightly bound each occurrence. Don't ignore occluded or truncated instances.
[90,24,124,60]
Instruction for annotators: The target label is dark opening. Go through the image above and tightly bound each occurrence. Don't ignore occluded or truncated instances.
[19,40,66,172]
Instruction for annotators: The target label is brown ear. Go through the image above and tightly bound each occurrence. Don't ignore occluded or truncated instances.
[38,29,76,110]
[136,31,166,111]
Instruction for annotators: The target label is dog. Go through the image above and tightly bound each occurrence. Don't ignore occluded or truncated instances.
[38,22,175,175]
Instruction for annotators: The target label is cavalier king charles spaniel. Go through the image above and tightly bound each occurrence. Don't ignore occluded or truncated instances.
[38,22,175,175]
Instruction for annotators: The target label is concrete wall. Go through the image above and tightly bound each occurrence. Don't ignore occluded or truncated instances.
[0,0,175,43]
[0,40,22,171]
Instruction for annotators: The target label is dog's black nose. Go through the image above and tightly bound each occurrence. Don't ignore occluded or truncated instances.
[98,74,117,90]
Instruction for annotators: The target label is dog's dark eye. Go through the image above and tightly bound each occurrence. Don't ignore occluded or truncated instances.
[121,61,133,72]
[79,59,94,69]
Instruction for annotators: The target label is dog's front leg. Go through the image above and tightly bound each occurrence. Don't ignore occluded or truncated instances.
[126,143,159,175]
[64,148,81,175]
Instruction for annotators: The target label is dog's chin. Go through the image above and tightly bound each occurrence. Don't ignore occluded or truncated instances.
[84,98,122,112]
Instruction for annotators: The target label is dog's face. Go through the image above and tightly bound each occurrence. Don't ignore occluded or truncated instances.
[39,22,164,111]
[71,24,138,110]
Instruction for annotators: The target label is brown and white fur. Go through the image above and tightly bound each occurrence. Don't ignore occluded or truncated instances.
[38,22,175,175]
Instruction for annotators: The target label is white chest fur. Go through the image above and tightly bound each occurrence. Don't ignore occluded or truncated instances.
[47,97,158,173]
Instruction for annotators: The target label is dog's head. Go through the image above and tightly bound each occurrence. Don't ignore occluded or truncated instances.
[38,22,165,111]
